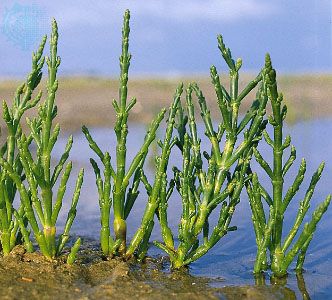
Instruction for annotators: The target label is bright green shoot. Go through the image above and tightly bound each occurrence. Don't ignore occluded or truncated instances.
[82,10,166,257]
[126,84,183,260]
[154,36,268,268]
[0,35,47,255]
[0,19,83,261]
[245,55,331,277]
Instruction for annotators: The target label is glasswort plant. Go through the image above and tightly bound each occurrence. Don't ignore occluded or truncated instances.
[82,10,166,257]
[245,55,331,277]
[0,35,46,255]
[0,8,328,275]
[0,20,84,261]
[154,36,268,268]
[125,84,183,260]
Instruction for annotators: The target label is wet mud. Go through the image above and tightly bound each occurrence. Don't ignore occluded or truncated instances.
[0,243,297,300]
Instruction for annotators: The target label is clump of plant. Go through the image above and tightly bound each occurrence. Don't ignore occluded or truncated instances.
[0,20,83,262]
[153,36,268,268]
[125,84,183,260]
[245,55,331,277]
[1,7,328,276]
[82,10,167,257]
[0,35,47,255]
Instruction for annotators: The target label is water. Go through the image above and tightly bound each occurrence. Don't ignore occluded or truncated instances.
[54,118,332,299]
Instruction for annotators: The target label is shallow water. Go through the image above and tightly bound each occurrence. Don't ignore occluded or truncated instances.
[53,118,332,299]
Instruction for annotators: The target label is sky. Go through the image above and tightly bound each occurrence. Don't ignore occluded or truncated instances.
[0,0,330,77]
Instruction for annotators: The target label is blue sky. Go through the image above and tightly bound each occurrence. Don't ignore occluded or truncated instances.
[0,0,330,77]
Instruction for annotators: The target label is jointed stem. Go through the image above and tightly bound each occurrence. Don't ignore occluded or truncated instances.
[126,84,183,258]
[0,19,83,260]
[246,54,331,277]
[83,10,167,257]
[0,34,46,254]
[155,35,267,268]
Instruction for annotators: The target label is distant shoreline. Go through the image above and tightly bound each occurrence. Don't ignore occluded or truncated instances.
[0,75,331,131]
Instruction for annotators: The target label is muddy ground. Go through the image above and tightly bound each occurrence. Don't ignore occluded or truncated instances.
[0,243,296,300]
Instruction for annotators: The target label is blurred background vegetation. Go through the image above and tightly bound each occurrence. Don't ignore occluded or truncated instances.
[0,1,330,130]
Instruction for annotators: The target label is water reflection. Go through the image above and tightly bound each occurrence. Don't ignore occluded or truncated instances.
[296,274,311,300]
[252,273,311,299]
[259,273,310,300]
[53,119,332,299]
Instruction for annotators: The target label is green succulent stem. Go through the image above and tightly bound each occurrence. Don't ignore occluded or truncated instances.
[126,84,183,258]
[246,54,331,277]
[83,10,166,258]
[155,35,267,268]
[0,19,83,259]
[0,33,46,254]
[67,238,81,265]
